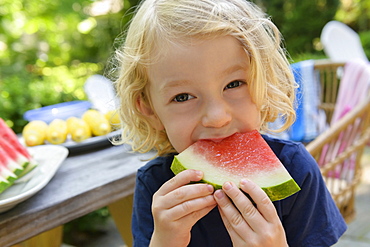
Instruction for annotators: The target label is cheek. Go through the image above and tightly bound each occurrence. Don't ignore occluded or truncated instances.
[236,98,261,127]
[165,128,188,153]
[248,105,262,127]
[160,116,195,153]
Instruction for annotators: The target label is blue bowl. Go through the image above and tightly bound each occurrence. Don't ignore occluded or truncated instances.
[24,101,92,123]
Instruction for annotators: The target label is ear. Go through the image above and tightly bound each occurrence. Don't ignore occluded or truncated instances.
[136,96,165,131]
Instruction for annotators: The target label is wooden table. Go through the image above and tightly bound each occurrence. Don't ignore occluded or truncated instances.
[0,144,152,247]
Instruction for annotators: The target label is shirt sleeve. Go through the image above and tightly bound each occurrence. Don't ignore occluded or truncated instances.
[132,168,155,247]
[276,143,347,246]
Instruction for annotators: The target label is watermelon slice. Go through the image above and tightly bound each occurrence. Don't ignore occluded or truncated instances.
[0,171,15,193]
[0,148,19,193]
[0,174,12,194]
[0,118,32,159]
[0,118,38,194]
[171,130,301,201]
[0,147,24,177]
[0,136,29,169]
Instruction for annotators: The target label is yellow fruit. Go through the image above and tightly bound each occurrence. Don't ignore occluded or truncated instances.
[46,119,68,144]
[22,120,48,146]
[67,117,92,142]
[105,110,121,130]
[82,109,112,136]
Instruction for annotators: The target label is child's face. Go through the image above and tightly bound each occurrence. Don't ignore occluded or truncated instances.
[141,35,261,153]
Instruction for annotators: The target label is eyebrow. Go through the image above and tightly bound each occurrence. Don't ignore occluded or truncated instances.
[159,80,191,93]
[159,62,249,92]
[220,63,248,78]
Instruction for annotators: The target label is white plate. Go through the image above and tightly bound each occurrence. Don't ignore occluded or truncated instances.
[0,145,69,213]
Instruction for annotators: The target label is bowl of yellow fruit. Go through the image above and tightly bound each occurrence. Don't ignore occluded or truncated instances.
[22,103,122,155]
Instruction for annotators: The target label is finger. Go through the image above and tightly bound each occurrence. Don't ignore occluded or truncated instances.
[214,187,253,237]
[170,194,217,221]
[239,179,278,223]
[174,203,217,232]
[165,182,215,209]
[222,181,267,233]
[216,188,286,246]
[157,169,203,196]
[215,203,249,243]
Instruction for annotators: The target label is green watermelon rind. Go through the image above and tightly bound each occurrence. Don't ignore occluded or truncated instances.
[3,159,24,177]
[0,178,12,194]
[17,161,37,179]
[0,118,39,194]
[171,156,301,202]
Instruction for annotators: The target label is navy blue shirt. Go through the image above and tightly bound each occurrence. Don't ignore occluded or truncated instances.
[132,135,347,246]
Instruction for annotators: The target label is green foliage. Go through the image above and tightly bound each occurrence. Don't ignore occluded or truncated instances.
[360,30,370,59]
[253,0,340,54]
[0,0,140,132]
[329,0,370,61]
[290,51,328,64]
[0,62,103,132]
[63,207,111,245]
[335,0,370,31]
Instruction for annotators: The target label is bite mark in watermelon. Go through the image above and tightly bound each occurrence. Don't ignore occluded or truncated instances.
[170,130,301,201]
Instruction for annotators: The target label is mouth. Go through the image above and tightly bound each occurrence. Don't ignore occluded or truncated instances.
[200,132,238,143]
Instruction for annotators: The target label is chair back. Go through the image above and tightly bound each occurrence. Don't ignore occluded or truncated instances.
[313,61,345,123]
[321,20,368,62]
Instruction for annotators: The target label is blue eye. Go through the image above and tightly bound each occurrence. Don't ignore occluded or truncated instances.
[173,93,193,102]
[225,80,243,90]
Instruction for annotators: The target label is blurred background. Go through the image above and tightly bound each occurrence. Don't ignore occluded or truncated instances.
[0,0,140,133]
[1,0,370,133]
[1,0,370,245]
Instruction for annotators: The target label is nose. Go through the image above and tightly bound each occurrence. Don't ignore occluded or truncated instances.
[201,99,232,128]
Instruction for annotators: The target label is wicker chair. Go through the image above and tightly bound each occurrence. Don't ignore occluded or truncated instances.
[306,60,370,223]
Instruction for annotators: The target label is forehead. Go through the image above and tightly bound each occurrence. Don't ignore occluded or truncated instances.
[146,35,250,82]
[148,32,249,60]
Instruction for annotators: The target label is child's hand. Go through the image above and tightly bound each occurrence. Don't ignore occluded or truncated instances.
[214,179,288,247]
[150,169,217,247]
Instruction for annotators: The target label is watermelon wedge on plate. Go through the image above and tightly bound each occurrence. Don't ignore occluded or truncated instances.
[171,130,301,201]
[0,118,32,160]
[0,118,38,194]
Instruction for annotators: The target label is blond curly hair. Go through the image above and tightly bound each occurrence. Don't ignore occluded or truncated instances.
[112,0,296,156]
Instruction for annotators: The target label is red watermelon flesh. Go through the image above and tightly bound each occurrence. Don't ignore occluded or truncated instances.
[0,145,24,177]
[0,136,29,169]
[0,148,19,193]
[0,167,16,194]
[0,118,38,194]
[171,130,301,201]
[0,118,31,159]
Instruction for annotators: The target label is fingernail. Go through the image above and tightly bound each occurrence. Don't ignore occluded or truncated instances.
[240,179,249,185]
[195,170,203,177]
[207,184,214,192]
[214,190,224,199]
[223,182,232,190]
